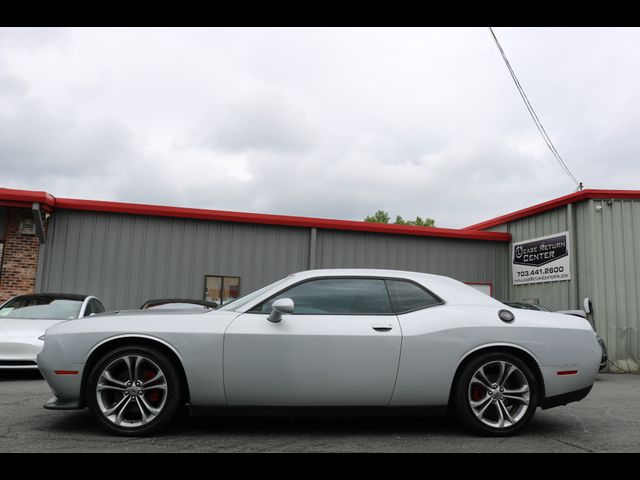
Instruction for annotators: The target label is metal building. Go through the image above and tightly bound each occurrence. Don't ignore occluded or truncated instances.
[467,190,640,371]
[1,187,639,369]
[0,188,509,311]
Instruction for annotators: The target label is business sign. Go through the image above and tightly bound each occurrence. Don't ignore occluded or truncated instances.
[512,231,571,285]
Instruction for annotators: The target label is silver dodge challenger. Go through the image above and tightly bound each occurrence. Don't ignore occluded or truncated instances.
[37,269,602,436]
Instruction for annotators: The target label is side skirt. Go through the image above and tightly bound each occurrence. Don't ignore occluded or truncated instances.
[188,405,448,418]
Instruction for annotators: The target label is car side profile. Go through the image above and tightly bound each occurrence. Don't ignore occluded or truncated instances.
[0,293,105,369]
[37,269,602,436]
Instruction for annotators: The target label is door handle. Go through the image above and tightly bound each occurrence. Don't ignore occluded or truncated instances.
[372,324,393,332]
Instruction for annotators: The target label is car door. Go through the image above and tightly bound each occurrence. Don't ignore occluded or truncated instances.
[223,277,402,406]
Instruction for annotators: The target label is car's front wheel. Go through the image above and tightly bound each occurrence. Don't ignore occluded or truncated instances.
[453,352,539,436]
[86,345,183,436]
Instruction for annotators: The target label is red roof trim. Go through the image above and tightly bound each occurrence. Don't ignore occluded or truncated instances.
[56,197,511,242]
[465,189,640,231]
[0,188,56,212]
[0,187,510,242]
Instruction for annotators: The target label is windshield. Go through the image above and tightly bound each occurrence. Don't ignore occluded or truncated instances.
[0,297,83,320]
[217,276,292,312]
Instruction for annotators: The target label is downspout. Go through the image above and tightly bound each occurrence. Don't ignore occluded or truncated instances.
[308,227,317,270]
[567,203,579,309]
[32,202,47,293]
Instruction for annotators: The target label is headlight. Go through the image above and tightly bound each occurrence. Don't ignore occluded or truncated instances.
[38,335,45,341]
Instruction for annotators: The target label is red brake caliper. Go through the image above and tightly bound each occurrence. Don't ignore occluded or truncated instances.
[471,385,486,402]
[142,370,161,402]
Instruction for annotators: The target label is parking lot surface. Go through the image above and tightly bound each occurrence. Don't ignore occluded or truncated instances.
[0,372,639,452]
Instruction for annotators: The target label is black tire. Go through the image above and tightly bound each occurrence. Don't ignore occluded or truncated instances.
[453,352,539,436]
[86,345,183,436]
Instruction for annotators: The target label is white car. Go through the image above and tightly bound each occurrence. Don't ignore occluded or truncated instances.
[37,269,601,437]
[0,293,105,369]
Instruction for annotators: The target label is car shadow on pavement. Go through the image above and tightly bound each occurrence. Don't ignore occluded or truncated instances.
[43,409,462,437]
[44,411,106,436]
[171,413,460,436]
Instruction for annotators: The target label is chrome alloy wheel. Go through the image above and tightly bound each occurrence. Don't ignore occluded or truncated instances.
[467,360,530,429]
[95,355,168,428]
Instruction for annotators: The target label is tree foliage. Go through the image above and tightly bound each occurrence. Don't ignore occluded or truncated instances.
[364,210,391,224]
[364,210,435,227]
[394,215,436,227]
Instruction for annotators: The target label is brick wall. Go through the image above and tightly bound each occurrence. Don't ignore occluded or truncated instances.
[0,208,47,303]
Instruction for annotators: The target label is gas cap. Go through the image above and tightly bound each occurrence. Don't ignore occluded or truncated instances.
[498,309,515,323]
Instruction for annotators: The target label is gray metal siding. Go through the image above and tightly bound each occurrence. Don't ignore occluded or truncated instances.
[40,210,511,311]
[315,230,510,300]
[503,206,573,311]
[496,199,640,369]
[586,199,640,370]
[40,210,310,310]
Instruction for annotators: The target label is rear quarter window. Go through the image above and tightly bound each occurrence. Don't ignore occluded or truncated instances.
[385,279,442,313]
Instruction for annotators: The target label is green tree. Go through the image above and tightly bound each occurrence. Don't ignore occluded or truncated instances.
[395,215,436,227]
[364,211,435,227]
[364,210,391,224]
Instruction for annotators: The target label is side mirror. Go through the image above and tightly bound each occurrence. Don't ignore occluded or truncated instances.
[267,298,294,323]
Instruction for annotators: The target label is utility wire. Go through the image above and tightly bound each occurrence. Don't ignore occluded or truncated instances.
[488,27,582,189]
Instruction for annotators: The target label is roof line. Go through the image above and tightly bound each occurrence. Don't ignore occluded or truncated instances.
[0,187,510,242]
[465,189,640,231]
[0,188,56,212]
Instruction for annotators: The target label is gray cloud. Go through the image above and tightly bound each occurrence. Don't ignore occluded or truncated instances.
[0,71,26,95]
[0,97,133,178]
[0,27,68,49]
[1,27,639,228]
[206,90,316,153]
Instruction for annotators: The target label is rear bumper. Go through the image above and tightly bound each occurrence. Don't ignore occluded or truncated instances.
[542,385,593,410]
[596,335,608,371]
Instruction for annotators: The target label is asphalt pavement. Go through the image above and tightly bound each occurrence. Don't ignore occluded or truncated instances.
[0,371,639,452]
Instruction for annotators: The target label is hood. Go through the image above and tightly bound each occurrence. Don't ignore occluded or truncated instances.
[0,318,66,338]
[45,309,241,337]
[92,308,209,318]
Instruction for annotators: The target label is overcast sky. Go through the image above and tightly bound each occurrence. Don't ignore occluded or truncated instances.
[1,27,639,228]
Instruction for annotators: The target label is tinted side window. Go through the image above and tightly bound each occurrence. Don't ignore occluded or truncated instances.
[385,280,441,313]
[83,300,94,317]
[252,278,392,315]
[92,299,105,314]
[83,299,105,317]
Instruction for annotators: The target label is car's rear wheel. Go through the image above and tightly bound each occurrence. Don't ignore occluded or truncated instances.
[86,345,183,436]
[453,352,539,436]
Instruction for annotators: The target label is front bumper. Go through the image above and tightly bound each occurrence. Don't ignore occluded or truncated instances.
[44,396,82,410]
[37,336,84,407]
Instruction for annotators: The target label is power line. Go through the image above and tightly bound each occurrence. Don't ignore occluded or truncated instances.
[488,27,581,189]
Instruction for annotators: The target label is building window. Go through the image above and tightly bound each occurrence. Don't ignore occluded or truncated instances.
[205,275,241,306]
[465,282,493,297]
